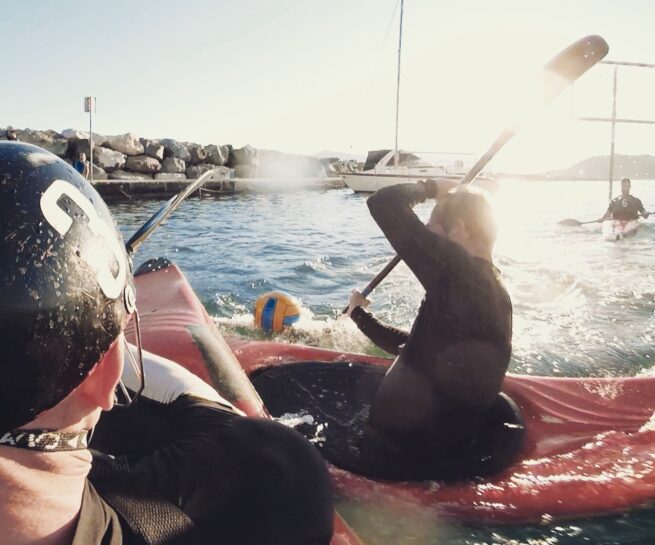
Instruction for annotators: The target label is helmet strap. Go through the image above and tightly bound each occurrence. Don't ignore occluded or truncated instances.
[0,429,89,452]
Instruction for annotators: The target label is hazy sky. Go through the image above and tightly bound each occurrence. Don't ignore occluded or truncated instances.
[2,0,655,172]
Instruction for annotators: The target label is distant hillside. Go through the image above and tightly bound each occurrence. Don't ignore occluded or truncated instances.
[546,154,655,180]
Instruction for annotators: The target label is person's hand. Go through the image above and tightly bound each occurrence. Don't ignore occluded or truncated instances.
[644,212,650,219]
[346,290,371,316]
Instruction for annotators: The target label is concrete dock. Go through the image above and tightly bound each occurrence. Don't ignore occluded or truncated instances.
[93,179,241,199]
[94,177,345,199]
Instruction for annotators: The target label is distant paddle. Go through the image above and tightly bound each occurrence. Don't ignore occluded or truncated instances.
[557,217,604,227]
[125,169,218,255]
[345,35,609,310]
[558,211,653,226]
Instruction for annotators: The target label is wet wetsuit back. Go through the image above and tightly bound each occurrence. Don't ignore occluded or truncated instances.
[608,194,645,221]
[81,394,333,545]
[351,182,512,479]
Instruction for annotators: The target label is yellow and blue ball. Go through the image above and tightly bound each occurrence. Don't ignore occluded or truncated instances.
[254,291,301,333]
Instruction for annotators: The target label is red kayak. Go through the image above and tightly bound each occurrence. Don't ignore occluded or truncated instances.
[130,260,655,525]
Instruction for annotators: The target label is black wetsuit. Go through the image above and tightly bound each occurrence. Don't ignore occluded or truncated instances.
[350,181,512,481]
[80,395,333,545]
[607,194,646,221]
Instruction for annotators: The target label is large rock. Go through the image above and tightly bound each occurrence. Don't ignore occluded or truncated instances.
[257,150,326,178]
[211,166,233,179]
[16,129,69,157]
[187,144,207,165]
[305,156,326,177]
[229,144,256,167]
[141,139,165,161]
[70,139,91,159]
[154,173,188,181]
[234,164,257,178]
[61,128,85,140]
[185,164,217,179]
[105,133,144,156]
[90,164,108,180]
[325,159,359,174]
[108,170,153,180]
[160,139,191,162]
[204,144,229,166]
[70,139,106,160]
[61,129,107,146]
[94,147,126,171]
[125,155,161,174]
[160,157,186,174]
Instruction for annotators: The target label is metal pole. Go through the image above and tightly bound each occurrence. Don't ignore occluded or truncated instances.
[393,0,404,167]
[608,66,618,200]
[601,60,655,69]
[89,98,94,183]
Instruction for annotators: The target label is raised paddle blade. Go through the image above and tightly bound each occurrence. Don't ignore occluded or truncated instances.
[558,217,604,226]
[354,35,609,300]
[460,36,609,187]
[557,218,584,226]
[125,169,218,255]
[543,35,609,100]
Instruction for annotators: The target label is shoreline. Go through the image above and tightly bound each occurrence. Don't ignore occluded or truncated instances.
[0,126,352,198]
[95,176,345,199]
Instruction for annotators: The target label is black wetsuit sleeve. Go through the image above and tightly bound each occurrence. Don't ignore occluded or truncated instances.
[350,306,409,355]
[366,182,471,290]
[637,198,646,215]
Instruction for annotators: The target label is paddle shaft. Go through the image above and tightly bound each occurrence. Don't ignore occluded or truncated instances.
[341,131,513,313]
[346,35,608,308]
[125,169,218,255]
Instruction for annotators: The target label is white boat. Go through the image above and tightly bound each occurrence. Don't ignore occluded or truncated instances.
[343,149,497,193]
[344,0,495,194]
[232,176,344,193]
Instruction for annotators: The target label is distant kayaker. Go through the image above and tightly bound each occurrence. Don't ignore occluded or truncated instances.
[0,142,333,545]
[602,178,649,221]
[5,125,18,141]
[347,179,513,481]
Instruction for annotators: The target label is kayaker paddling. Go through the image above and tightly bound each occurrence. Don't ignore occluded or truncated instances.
[602,178,649,221]
[347,179,513,481]
[0,142,334,545]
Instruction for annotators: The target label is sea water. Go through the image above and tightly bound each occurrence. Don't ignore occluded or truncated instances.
[111,179,655,545]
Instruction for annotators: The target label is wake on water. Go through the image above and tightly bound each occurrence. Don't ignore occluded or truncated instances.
[214,307,389,357]
[112,185,655,545]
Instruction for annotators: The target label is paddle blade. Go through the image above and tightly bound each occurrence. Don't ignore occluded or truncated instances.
[544,35,609,99]
[557,218,583,226]
[460,37,609,186]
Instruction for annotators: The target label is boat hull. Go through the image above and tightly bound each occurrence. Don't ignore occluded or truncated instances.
[233,177,344,193]
[131,262,655,524]
[343,172,498,194]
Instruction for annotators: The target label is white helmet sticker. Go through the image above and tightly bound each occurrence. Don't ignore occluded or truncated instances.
[40,179,127,300]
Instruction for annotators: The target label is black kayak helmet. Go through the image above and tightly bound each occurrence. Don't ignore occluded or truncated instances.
[0,142,136,433]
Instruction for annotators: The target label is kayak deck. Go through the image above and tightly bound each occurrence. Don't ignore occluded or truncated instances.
[601,219,640,241]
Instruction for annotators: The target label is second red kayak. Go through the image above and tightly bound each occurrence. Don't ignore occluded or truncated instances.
[130,260,655,524]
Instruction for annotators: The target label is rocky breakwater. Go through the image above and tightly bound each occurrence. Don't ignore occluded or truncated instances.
[0,126,344,184]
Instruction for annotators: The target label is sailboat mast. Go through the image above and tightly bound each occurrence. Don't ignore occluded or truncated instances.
[393,0,404,167]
